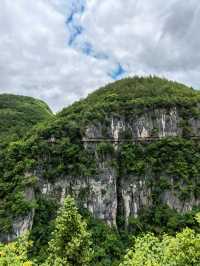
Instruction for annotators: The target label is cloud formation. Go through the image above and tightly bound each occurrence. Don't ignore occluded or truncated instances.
[0,0,200,111]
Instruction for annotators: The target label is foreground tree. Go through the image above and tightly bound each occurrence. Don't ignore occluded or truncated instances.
[44,196,92,266]
[120,213,200,266]
[0,233,33,266]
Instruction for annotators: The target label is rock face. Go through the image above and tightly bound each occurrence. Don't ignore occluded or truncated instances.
[0,188,35,242]
[39,166,118,227]
[119,178,152,226]
[84,107,196,141]
[34,107,200,226]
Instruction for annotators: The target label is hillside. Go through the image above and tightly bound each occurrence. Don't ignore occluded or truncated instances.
[0,77,200,265]
[60,76,200,122]
[0,94,53,143]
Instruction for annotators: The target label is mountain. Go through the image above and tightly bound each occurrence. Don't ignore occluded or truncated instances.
[0,94,53,144]
[0,76,200,245]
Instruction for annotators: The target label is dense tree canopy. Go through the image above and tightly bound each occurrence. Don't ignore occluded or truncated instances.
[0,233,33,266]
[0,206,199,266]
[120,214,200,266]
[0,94,53,144]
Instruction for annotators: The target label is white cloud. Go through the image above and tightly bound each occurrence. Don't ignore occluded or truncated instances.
[0,0,200,112]
[0,0,110,111]
[81,0,200,75]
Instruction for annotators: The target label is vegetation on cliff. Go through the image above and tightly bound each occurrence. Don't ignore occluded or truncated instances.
[60,76,200,123]
[0,77,200,265]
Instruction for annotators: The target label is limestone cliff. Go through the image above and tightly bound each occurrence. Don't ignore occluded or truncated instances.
[38,107,200,227]
[1,77,200,241]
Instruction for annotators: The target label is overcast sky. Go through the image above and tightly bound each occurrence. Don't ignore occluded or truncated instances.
[0,0,200,112]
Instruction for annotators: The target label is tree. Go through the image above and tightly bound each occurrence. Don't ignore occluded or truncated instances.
[0,232,33,266]
[120,213,200,266]
[44,196,92,266]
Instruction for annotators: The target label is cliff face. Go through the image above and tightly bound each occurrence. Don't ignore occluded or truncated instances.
[37,107,200,227]
[1,77,200,241]
[85,108,181,140]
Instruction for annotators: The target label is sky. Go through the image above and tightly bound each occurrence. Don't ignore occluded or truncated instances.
[0,0,200,112]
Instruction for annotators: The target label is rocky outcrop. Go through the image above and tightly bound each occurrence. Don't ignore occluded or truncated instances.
[119,178,152,225]
[39,166,118,227]
[0,187,35,242]
[73,108,200,224]
[84,107,184,140]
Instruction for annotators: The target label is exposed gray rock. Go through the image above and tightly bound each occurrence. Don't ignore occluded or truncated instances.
[0,187,35,242]
[161,189,200,213]
[40,165,118,227]
[85,108,182,140]
[120,177,152,225]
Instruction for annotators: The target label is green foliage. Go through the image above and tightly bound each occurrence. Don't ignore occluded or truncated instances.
[0,232,33,266]
[59,76,200,123]
[0,94,53,144]
[119,144,145,175]
[119,137,200,203]
[0,119,96,234]
[44,196,92,266]
[120,224,200,266]
[0,140,38,235]
[129,205,200,235]
[85,214,127,266]
[28,197,58,264]
[96,142,115,159]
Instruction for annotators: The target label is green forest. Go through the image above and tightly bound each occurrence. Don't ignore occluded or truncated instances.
[0,196,200,265]
[0,77,200,265]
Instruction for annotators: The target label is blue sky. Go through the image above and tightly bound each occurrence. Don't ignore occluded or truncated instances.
[65,0,126,80]
[0,0,200,111]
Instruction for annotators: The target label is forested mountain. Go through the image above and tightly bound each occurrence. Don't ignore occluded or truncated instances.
[0,94,53,144]
[0,77,200,265]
